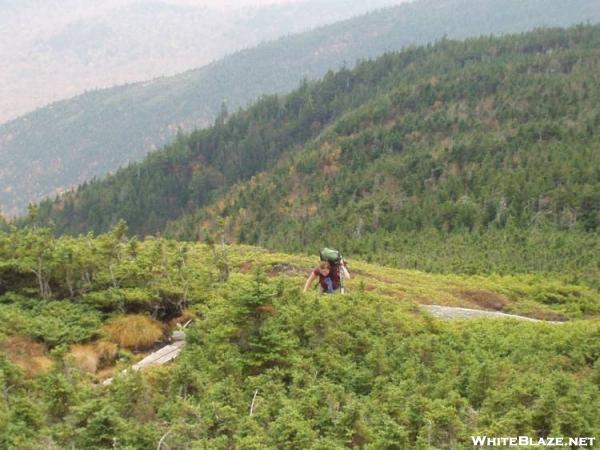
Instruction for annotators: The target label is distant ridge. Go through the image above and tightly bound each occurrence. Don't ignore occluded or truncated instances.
[1,0,599,215]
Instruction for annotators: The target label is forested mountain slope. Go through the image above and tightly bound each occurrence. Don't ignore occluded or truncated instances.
[33,25,600,289]
[2,0,600,216]
[171,26,600,288]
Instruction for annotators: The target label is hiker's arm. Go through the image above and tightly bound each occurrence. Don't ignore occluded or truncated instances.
[303,272,317,293]
[341,260,351,279]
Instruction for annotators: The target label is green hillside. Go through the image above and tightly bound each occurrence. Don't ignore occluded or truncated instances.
[171,26,600,288]
[2,0,600,216]
[1,226,599,448]
[32,25,600,289]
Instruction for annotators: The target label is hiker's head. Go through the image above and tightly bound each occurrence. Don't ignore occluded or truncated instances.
[319,261,330,276]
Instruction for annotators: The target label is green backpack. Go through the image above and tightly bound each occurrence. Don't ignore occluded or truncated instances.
[320,247,342,265]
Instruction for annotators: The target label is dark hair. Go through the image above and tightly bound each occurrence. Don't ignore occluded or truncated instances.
[319,261,331,271]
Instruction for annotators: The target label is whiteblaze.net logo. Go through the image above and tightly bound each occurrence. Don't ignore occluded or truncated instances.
[471,436,596,447]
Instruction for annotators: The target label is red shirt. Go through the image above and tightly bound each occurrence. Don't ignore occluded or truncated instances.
[313,264,341,291]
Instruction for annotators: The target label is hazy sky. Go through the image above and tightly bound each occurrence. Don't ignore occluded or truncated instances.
[169,0,304,7]
[0,0,407,122]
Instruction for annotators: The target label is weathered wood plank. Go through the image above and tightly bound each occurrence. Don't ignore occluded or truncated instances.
[132,341,184,370]
[102,340,185,386]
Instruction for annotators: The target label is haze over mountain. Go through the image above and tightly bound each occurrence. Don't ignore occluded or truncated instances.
[0,0,403,124]
[1,0,599,217]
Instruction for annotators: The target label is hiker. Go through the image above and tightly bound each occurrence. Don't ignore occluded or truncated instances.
[303,254,351,294]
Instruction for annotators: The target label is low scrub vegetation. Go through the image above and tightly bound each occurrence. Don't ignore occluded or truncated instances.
[0,226,598,448]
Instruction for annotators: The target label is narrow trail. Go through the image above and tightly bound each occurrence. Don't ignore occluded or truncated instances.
[421,304,563,323]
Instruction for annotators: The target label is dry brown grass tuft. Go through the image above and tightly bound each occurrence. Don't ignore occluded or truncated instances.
[67,344,99,373]
[1,336,53,376]
[104,314,164,350]
[67,340,118,373]
[95,340,118,366]
[96,366,117,381]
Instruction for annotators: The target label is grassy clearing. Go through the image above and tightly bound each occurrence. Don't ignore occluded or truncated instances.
[227,244,600,320]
